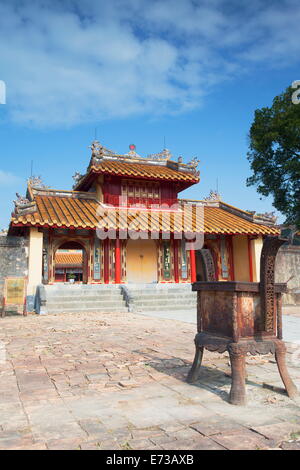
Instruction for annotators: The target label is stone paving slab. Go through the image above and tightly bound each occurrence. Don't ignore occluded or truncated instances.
[137,306,300,345]
[0,311,299,450]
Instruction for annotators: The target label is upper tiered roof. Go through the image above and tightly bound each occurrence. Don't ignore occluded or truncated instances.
[73,141,200,191]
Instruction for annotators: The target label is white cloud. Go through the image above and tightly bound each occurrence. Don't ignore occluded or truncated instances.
[0,0,299,127]
[0,170,21,186]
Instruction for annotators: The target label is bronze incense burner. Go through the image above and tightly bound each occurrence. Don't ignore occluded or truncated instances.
[187,236,298,405]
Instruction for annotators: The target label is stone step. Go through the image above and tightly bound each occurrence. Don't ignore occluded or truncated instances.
[126,292,195,297]
[41,284,127,315]
[124,284,197,314]
[46,306,129,314]
[46,299,126,308]
[133,298,196,306]
[47,292,122,302]
[130,293,196,301]
[134,305,196,312]
[127,291,195,298]
[44,284,120,293]
[126,286,193,292]
[125,288,196,294]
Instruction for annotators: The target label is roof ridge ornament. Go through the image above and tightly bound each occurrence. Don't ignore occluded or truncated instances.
[27,176,49,189]
[147,148,172,161]
[89,140,115,162]
[13,192,37,217]
[125,144,141,159]
[14,192,30,207]
[250,210,277,226]
[204,190,222,202]
[72,172,85,188]
[186,157,200,169]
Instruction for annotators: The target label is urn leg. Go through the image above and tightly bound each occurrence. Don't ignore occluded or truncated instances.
[229,351,246,406]
[275,343,298,398]
[187,345,204,383]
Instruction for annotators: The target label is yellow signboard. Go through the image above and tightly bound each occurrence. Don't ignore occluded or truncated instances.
[2,277,27,317]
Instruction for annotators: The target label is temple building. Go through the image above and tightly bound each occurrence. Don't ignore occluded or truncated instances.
[8,141,279,309]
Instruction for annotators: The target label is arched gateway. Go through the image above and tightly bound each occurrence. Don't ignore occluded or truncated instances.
[54,241,86,283]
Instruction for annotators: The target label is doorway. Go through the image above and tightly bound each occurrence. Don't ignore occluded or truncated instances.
[126,239,158,283]
[54,241,86,283]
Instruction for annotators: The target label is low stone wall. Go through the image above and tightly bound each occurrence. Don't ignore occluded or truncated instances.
[275,245,300,305]
[0,234,28,309]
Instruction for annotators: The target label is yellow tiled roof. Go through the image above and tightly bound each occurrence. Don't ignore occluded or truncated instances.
[11,194,279,235]
[55,252,83,266]
[89,160,199,183]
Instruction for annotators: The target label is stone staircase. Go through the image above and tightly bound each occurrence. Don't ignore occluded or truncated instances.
[121,283,197,315]
[35,283,197,316]
[36,284,127,314]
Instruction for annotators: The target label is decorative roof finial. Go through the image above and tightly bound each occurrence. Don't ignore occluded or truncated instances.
[147,148,172,161]
[187,157,200,169]
[204,190,221,202]
[27,176,49,189]
[89,140,115,162]
[72,172,84,188]
[14,192,30,207]
[89,140,102,158]
[126,143,141,158]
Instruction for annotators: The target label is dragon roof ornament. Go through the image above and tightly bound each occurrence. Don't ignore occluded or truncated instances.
[13,192,37,217]
[204,190,222,202]
[147,148,172,161]
[72,172,85,188]
[14,193,30,207]
[27,176,49,189]
[89,140,116,162]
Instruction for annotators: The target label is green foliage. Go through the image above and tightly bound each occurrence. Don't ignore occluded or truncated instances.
[247,86,300,228]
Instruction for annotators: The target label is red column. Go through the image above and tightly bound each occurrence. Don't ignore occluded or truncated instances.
[115,238,121,284]
[104,239,109,284]
[190,249,196,283]
[248,236,254,282]
[228,236,235,281]
[174,240,179,283]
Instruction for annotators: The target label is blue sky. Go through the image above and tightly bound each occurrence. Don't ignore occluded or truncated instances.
[0,0,299,228]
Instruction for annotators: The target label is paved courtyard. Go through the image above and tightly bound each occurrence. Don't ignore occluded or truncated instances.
[0,310,300,450]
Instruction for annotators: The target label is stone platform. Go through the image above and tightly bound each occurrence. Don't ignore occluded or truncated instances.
[0,310,299,450]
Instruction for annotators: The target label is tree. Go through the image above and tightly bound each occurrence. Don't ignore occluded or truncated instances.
[247,85,300,228]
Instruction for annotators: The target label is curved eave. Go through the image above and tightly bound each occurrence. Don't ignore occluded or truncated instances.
[74,167,199,192]
[10,219,280,236]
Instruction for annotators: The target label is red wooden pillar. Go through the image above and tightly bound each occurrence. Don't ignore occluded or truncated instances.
[115,238,121,284]
[228,236,235,281]
[174,239,179,283]
[247,236,254,282]
[104,238,110,284]
[190,249,197,283]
